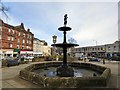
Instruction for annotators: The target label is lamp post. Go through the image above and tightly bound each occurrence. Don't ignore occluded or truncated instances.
[93,40,98,58]
[52,35,57,59]
[52,35,57,44]
[102,45,106,64]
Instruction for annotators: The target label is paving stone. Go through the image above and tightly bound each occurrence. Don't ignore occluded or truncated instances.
[6,80,26,88]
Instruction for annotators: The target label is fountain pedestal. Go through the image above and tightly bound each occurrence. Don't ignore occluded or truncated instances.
[56,65,74,77]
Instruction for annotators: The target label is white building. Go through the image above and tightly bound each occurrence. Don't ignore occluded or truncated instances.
[33,38,51,57]
[71,41,120,59]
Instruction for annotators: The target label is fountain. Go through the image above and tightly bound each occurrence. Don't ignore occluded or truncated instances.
[19,14,111,88]
[51,14,79,77]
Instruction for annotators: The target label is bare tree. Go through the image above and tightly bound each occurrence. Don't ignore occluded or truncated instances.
[68,37,77,44]
[0,0,9,19]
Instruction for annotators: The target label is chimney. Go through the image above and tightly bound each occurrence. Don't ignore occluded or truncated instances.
[21,23,24,26]
[27,28,30,32]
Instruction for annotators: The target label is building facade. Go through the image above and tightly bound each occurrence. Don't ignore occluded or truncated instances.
[33,38,51,57]
[0,20,34,59]
[71,41,120,59]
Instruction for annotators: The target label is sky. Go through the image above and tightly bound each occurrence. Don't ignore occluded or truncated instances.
[1,1,119,47]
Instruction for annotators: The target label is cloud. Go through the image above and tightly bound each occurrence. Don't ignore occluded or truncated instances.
[2,2,118,47]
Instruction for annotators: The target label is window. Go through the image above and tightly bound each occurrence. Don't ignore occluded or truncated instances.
[22,46,24,49]
[98,48,100,50]
[12,37,14,41]
[12,30,14,34]
[114,46,116,50]
[108,46,111,50]
[27,35,29,38]
[8,28,11,32]
[18,32,20,36]
[18,39,20,42]
[26,46,29,49]
[0,26,2,31]
[23,33,25,37]
[0,35,1,39]
[27,40,29,44]
[17,45,19,48]
[23,40,25,43]
[9,43,12,48]
[8,36,10,40]
[29,41,31,44]
[29,35,32,39]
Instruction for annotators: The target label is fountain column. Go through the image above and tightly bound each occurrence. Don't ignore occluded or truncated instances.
[63,30,67,66]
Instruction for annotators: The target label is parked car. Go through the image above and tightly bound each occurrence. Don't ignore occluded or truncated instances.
[6,57,20,67]
[24,56,34,62]
[45,57,53,61]
[89,57,100,62]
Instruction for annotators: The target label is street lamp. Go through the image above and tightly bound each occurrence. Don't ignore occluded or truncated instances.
[52,35,57,60]
[52,35,57,44]
[93,40,98,58]
[93,40,97,46]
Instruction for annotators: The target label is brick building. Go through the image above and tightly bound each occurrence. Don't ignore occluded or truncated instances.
[0,19,34,59]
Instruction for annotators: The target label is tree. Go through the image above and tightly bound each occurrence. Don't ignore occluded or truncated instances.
[68,37,77,44]
[0,0,9,19]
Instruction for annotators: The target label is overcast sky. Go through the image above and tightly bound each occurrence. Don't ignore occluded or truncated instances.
[1,1,118,47]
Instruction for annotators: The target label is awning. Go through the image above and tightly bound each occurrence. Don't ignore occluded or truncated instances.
[33,52,43,54]
[6,51,13,54]
[13,52,18,54]
[20,51,33,54]
[13,48,20,52]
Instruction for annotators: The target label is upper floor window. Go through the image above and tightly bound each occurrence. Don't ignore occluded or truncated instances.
[8,36,10,40]
[29,35,32,39]
[12,30,14,34]
[18,39,20,42]
[0,35,1,39]
[0,26,2,31]
[9,43,12,48]
[27,35,29,38]
[22,46,24,49]
[108,46,111,50]
[29,41,31,44]
[12,37,14,41]
[8,28,11,32]
[26,46,29,49]
[23,40,25,43]
[98,48,100,50]
[17,45,19,48]
[114,46,116,50]
[18,32,21,36]
[27,40,29,44]
[23,33,26,37]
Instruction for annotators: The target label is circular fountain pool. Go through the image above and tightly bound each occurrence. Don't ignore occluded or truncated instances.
[19,61,111,88]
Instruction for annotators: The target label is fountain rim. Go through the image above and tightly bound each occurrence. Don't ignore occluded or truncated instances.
[51,43,79,48]
[58,26,71,31]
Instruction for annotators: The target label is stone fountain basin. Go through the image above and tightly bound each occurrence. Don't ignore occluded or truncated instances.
[19,61,111,88]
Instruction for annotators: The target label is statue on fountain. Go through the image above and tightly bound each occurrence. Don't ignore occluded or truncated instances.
[64,14,68,26]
